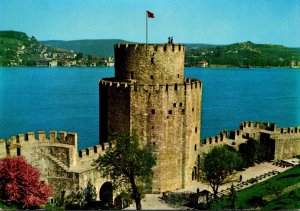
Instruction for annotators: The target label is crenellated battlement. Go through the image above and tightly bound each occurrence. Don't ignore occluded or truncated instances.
[100,78,202,92]
[114,43,185,85]
[78,142,109,159]
[239,121,277,132]
[6,130,78,146]
[115,43,185,53]
[279,126,300,134]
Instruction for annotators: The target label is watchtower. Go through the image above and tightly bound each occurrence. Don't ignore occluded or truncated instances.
[99,43,202,192]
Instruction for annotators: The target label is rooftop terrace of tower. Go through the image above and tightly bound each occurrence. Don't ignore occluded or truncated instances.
[114,43,185,84]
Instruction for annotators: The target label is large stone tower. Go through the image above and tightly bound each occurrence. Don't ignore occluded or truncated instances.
[99,43,202,192]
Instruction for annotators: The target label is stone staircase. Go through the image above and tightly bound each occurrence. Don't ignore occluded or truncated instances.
[37,152,70,172]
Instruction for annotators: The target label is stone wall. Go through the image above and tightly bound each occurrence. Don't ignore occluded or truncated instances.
[100,43,202,193]
[114,44,185,84]
[129,79,202,192]
[199,121,300,163]
[0,131,112,200]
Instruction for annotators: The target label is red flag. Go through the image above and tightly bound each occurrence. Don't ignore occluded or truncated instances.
[147,11,155,18]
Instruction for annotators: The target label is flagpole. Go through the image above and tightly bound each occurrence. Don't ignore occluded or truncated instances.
[146,11,148,46]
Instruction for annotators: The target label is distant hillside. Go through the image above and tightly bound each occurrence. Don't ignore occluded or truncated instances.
[41,39,131,57]
[184,43,216,50]
[185,41,300,67]
[42,39,216,57]
[0,30,73,66]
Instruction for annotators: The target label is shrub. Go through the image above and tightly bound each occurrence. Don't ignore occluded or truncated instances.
[0,156,52,208]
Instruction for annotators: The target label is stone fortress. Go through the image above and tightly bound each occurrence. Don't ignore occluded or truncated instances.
[1,43,300,202]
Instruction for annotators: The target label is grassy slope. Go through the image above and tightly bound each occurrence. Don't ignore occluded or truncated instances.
[212,166,300,210]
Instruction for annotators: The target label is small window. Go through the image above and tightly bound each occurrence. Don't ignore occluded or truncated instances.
[17,148,21,156]
[153,142,156,146]
[151,109,155,114]
[151,58,154,65]
[86,149,89,155]
[192,108,194,112]
[174,83,178,91]
[195,127,198,133]
[177,74,180,78]
[151,126,154,129]
[194,144,197,151]
[182,109,185,114]
[169,110,172,115]
[173,103,176,107]
[179,103,183,107]
[150,75,154,80]
[130,72,134,79]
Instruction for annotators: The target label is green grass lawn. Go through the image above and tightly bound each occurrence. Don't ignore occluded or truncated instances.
[211,165,300,210]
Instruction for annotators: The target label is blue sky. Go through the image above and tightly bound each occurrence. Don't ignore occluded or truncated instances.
[0,0,299,46]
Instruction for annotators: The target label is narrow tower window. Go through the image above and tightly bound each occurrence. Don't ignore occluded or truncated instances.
[151,109,155,114]
[168,110,172,115]
[195,127,198,133]
[17,148,21,156]
[151,57,154,65]
[150,75,154,80]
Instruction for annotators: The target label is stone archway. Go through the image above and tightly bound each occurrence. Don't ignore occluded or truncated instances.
[100,182,113,208]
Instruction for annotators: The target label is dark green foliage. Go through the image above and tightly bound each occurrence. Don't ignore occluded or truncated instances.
[64,182,97,210]
[94,132,157,210]
[229,183,237,210]
[239,138,264,167]
[248,195,266,208]
[83,181,97,205]
[199,145,242,198]
[266,180,284,198]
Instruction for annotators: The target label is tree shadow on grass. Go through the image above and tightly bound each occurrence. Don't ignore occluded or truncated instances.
[278,173,300,180]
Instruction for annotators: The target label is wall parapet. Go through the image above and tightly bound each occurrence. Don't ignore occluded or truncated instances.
[100,78,202,92]
[280,126,300,134]
[78,140,116,160]
[239,121,277,131]
[115,43,185,53]
[6,131,78,146]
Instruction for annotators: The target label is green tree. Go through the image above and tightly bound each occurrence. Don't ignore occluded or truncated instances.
[94,133,157,210]
[84,181,96,206]
[239,138,264,167]
[64,182,97,209]
[199,146,242,198]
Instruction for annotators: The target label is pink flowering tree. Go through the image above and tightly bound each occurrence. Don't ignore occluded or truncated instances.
[0,156,52,208]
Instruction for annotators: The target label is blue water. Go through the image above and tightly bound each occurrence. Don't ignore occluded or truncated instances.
[0,67,300,149]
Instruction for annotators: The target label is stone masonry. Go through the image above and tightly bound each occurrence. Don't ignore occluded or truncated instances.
[1,43,300,201]
[100,44,202,192]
